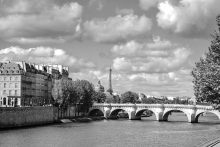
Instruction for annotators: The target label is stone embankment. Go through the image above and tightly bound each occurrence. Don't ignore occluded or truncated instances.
[0,106,54,129]
[57,116,106,123]
[0,106,105,129]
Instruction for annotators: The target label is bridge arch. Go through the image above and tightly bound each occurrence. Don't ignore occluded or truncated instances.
[88,109,104,116]
[109,108,130,119]
[195,110,220,123]
[163,109,191,122]
[135,109,157,120]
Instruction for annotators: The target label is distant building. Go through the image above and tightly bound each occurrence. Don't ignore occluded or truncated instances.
[0,60,70,107]
[138,93,146,101]
[95,80,105,93]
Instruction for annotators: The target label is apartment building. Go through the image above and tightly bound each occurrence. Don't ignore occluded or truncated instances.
[0,61,70,107]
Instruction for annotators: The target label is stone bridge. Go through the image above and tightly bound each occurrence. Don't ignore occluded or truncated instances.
[88,103,220,123]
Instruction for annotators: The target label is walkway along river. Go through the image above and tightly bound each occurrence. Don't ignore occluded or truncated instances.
[0,112,220,147]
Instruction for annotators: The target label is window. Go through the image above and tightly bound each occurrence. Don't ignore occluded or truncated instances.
[10,77,12,81]
[3,97,6,105]
[3,90,6,95]
[15,90,17,96]
[15,83,18,88]
[8,98,11,105]
[15,77,18,81]
[4,77,6,81]
[9,90,11,95]
[15,98,17,105]
[9,83,12,88]
[4,83,6,88]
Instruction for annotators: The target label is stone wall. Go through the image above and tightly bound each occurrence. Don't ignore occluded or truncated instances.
[0,106,54,129]
[53,106,84,119]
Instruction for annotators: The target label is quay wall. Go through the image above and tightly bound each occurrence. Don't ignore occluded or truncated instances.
[0,106,54,129]
[0,106,85,129]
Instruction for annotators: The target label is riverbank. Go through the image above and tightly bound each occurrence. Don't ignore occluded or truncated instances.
[56,116,106,123]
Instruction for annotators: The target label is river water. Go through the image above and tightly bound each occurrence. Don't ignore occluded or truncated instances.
[0,113,220,147]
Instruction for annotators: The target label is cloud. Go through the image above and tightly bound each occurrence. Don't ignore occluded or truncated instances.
[156,0,220,37]
[110,38,172,57]
[139,0,159,10]
[83,14,152,43]
[116,8,134,15]
[111,38,191,73]
[0,0,83,44]
[0,46,96,72]
[89,0,104,11]
[112,50,190,73]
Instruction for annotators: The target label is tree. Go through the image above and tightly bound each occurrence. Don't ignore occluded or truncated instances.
[52,79,71,107]
[120,91,139,104]
[141,97,156,104]
[74,79,95,113]
[93,92,106,103]
[192,14,220,105]
[105,94,120,103]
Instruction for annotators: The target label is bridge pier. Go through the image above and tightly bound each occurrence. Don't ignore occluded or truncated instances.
[187,114,196,123]
[103,103,111,119]
[155,112,165,121]
[129,111,141,120]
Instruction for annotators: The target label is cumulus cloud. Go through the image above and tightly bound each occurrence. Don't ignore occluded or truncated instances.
[110,38,172,57]
[89,0,104,11]
[83,14,152,43]
[112,49,191,73]
[116,8,134,15]
[0,0,83,44]
[156,0,220,37]
[139,0,159,10]
[0,46,96,72]
[111,37,191,73]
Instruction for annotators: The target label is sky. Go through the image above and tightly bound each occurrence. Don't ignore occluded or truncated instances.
[0,0,219,97]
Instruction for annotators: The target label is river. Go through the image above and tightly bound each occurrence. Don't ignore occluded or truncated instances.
[0,112,220,147]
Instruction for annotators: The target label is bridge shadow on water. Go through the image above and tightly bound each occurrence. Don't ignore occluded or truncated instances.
[196,112,220,125]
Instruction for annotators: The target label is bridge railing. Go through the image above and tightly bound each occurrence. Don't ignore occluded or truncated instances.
[92,103,215,110]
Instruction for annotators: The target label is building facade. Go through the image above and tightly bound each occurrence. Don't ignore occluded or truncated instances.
[0,61,70,107]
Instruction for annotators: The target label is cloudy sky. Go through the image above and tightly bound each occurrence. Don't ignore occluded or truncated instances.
[0,0,219,97]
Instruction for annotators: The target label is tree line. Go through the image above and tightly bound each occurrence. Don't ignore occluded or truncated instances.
[52,80,191,113]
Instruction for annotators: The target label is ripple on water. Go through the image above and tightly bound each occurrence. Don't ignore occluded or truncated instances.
[0,113,220,147]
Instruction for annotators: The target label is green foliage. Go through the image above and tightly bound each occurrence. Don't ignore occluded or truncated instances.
[141,97,157,104]
[192,14,220,104]
[93,91,107,103]
[52,79,72,108]
[120,91,139,104]
[52,79,95,112]
[74,79,95,112]
[105,95,120,103]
